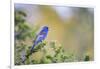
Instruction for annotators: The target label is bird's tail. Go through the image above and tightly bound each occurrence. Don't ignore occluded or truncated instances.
[22,44,36,63]
[30,44,35,54]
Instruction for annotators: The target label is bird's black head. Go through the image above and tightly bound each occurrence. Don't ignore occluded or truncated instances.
[43,26,49,31]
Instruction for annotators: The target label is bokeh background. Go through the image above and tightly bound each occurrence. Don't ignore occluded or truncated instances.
[14,3,94,65]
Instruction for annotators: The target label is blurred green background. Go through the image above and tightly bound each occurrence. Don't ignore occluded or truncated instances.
[14,4,94,65]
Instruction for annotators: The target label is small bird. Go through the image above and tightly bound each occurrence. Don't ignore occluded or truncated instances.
[30,26,49,53]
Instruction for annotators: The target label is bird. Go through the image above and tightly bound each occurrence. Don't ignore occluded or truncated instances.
[30,26,49,53]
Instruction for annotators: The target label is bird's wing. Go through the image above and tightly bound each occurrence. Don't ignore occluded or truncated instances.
[35,34,44,43]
